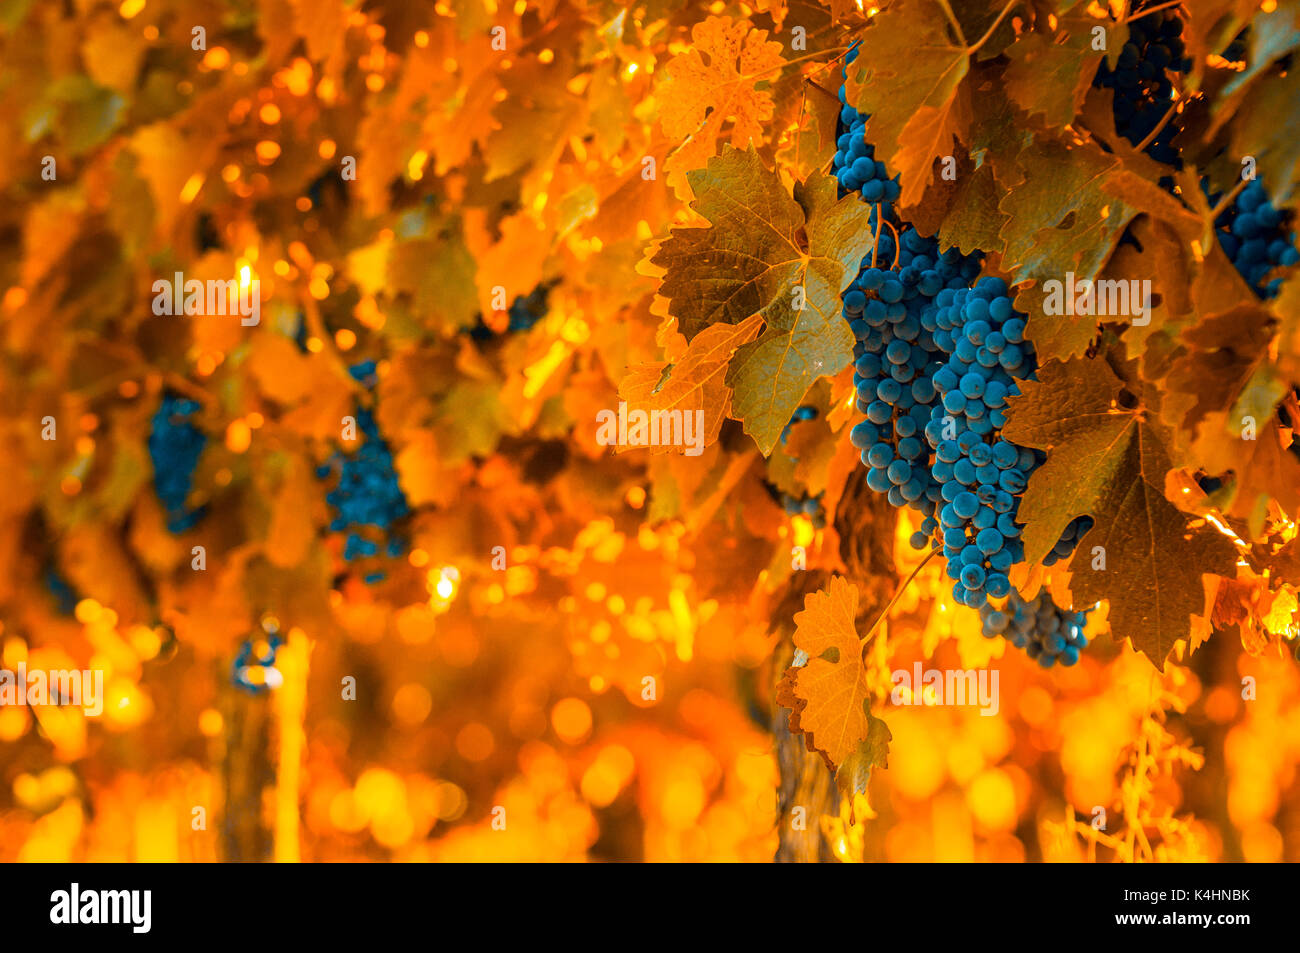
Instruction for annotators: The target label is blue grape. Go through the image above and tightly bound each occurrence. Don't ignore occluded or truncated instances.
[1092,4,1189,167]
[319,362,412,581]
[981,589,1090,667]
[1208,179,1297,298]
[149,395,208,533]
[781,404,819,444]
[469,284,551,339]
[44,565,79,616]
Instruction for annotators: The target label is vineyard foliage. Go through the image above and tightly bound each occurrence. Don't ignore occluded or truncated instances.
[1,0,1299,862]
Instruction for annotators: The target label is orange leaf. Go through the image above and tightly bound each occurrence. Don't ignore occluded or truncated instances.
[619,314,762,455]
[658,16,784,194]
[782,575,872,768]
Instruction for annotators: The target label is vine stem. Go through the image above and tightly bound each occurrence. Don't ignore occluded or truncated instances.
[794,82,808,173]
[1124,0,1182,24]
[1209,174,1251,221]
[861,545,939,644]
[967,0,1019,55]
[804,76,839,100]
[882,217,900,269]
[273,629,310,863]
[740,45,849,84]
[1131,97,1180,154]
[937,0,967,47]
[868,213,900,269]
[871,206,883,267]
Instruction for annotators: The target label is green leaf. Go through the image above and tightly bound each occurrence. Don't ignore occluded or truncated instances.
[727,269,855,456]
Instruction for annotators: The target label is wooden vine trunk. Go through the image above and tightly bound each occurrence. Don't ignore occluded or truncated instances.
[219,685,274,863]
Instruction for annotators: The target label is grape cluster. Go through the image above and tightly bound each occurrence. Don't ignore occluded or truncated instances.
[1091,10,1296,299]
[846,229,983,535]
[775,407,827,527]
[782,491,827,529]
[1092,7,1189,166]
[833,45,902,221]
[835,51,1095,619]
[780,404,818,445]
[317,360,410,583]
[928,278,1095,606]
[980,589,1090,668]
[508,285,549,332]
[1212,180,1299,298]
[148,395,207,533]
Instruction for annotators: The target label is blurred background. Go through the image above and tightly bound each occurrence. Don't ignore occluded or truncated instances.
[1,0,1298,863]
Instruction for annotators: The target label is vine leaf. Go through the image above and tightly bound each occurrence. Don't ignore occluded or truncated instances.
[650,146,875,454]
[1002,358,1236,669]
[905,77,1027,253]
[1161,304,1300,535]
[725,267,855,456]
[777,575,891,792]
[657,16,785,195]
[999,134,1187,363]
[1002,13,1105,129]
[845,0,971,208]
[619,315,763,454]
[1228,65,1300,208]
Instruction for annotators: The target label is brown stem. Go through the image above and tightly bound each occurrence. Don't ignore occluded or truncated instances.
[1124,0,1182,24]
[861,546,939,646]
[1132,97,1180,154]
[1209,175,1251,222]
[967,0,1019,55]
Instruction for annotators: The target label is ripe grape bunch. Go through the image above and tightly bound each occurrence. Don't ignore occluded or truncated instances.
[846,228,983,530]
[838,49,985,539]
[980,589,1090,668]
[833,50,901,220]
[317,360,411,583]
[148,394,208,533]
[1213,180,1299,299]
[782,491,827,530]
[1092,5,1190,166]
[780,404,818,445]
[837,49,1093,647]
[1094,9,1298,300]
[928,279,1095,608]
